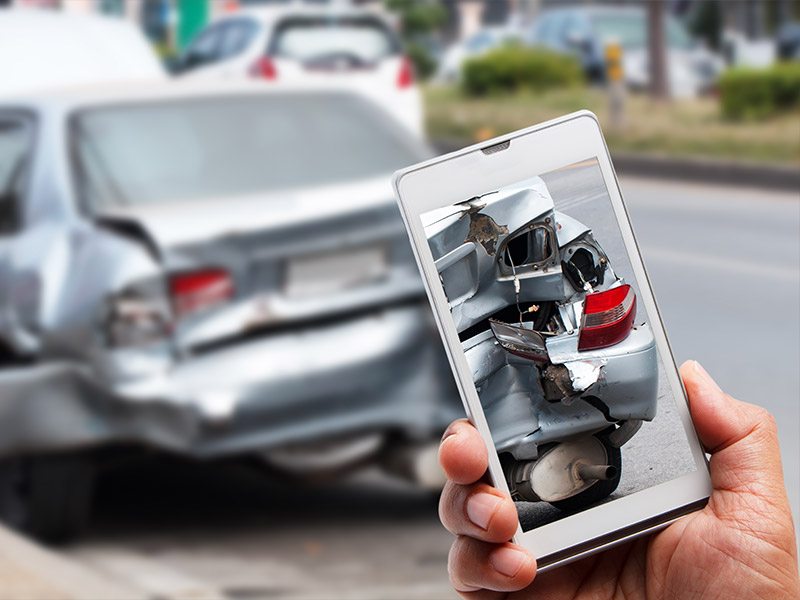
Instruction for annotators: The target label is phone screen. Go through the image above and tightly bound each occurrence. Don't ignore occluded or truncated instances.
[420,157,697,532]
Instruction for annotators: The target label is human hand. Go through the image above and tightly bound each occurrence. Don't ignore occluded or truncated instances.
[438,360,799,599]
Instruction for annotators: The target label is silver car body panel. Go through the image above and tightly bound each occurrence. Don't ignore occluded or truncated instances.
[0,83,461,459]
[0,305,453,458]
[428,179,658,460]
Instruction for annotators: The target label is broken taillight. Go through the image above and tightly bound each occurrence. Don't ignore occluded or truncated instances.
[170,269,234,320]
[578,284,636,351]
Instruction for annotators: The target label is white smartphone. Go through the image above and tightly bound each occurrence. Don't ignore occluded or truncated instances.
[393,111,712,571]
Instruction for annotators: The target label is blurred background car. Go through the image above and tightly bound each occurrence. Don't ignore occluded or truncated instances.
[435,26,522,83]
[0,80,459,541]
[776,22,800,61]
[0,8,165,96]
[720,27,777,67]
[174,4,424,136]
[527,5,724,97]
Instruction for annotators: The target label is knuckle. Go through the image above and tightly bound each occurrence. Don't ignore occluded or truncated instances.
[748,403,778,435]
[439,481,465,532]
[440,481,517,541]
[757,412,779,443]
[761,410,778,432]
[448,537,479,592]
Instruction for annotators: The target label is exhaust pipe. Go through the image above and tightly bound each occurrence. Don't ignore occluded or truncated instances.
[577,463,617,481]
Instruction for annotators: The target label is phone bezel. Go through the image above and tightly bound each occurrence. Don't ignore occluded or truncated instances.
[393,111,712,569]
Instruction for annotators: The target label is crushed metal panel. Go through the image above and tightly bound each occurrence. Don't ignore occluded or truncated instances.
[544,330,581,364]
[478,363,541,456]
[509,398,611,460]
[563,359,606,392]
[463,331,506,384]
[465,211,507,255]
[432,180,565,332]
[554,211,591,247]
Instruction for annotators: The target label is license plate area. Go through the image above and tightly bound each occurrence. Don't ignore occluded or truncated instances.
[283,245,388,298]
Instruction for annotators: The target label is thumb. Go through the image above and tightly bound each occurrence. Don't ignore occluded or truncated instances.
[680,360,766,455]
[680,361,799,586]
[680,360,786,505]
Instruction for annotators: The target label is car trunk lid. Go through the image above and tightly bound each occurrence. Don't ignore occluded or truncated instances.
[95,176,423,353]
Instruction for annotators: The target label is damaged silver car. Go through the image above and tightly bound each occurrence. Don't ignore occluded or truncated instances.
[0,82,461,540]
[424,177,658,510]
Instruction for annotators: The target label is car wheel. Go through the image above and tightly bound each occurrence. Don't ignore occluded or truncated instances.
[549,428,621,512]
[0,453,95,543]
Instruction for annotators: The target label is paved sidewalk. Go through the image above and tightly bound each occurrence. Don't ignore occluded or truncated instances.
[0,525,144,600]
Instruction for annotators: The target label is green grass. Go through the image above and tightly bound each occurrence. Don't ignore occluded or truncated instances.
[424,85,800,166]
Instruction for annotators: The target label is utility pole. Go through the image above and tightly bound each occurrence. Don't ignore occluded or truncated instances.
[606,41,625,132]
[648,0,669,101]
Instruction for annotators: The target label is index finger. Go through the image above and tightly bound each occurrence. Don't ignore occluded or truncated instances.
[439,419,489,485]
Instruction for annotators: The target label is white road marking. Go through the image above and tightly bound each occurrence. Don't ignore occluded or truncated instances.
[642,245,799,283]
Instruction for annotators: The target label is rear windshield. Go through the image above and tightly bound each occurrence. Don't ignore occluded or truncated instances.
[270,16,399,65]
[72,94,421,209]
[591,13,692,49]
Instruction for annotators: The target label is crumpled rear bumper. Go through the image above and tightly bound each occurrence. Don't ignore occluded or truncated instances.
[467,324,659,460]
[0,305,460,459]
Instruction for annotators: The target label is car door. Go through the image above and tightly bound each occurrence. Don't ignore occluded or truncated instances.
[0,112,35,356]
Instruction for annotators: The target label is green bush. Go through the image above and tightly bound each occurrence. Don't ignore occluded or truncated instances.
[719,63,800,120]
[407,40,437,81]
[462,45,583,96]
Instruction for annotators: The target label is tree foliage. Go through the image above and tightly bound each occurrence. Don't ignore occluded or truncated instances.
[385,0,447,80]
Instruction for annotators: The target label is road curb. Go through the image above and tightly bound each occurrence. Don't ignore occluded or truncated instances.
[610,152,800,192]
[0,525,145,600]
[432,138,800,193]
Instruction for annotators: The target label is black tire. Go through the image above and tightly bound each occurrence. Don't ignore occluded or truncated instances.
[549,428,621,512]
[0,453,95,543]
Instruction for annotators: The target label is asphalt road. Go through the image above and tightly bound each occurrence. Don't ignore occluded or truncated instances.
[623,175,800,540]
[62,176,799,598]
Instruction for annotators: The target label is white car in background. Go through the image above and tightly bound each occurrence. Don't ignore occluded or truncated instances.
[0,8,165,96]
[527,6,724,98]
[175,5,423,137]
[436,26,522,83]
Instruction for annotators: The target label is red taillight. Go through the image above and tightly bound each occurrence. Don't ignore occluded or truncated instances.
[578,284,636,351]
[249,56,277,80]
[170,269,233,319]
[397,55,414,88]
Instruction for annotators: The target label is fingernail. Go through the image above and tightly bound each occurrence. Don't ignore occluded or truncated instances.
[466,493,502,530]
[693,361,722,393]
[490,546,528,578]
[441,423,459,443]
